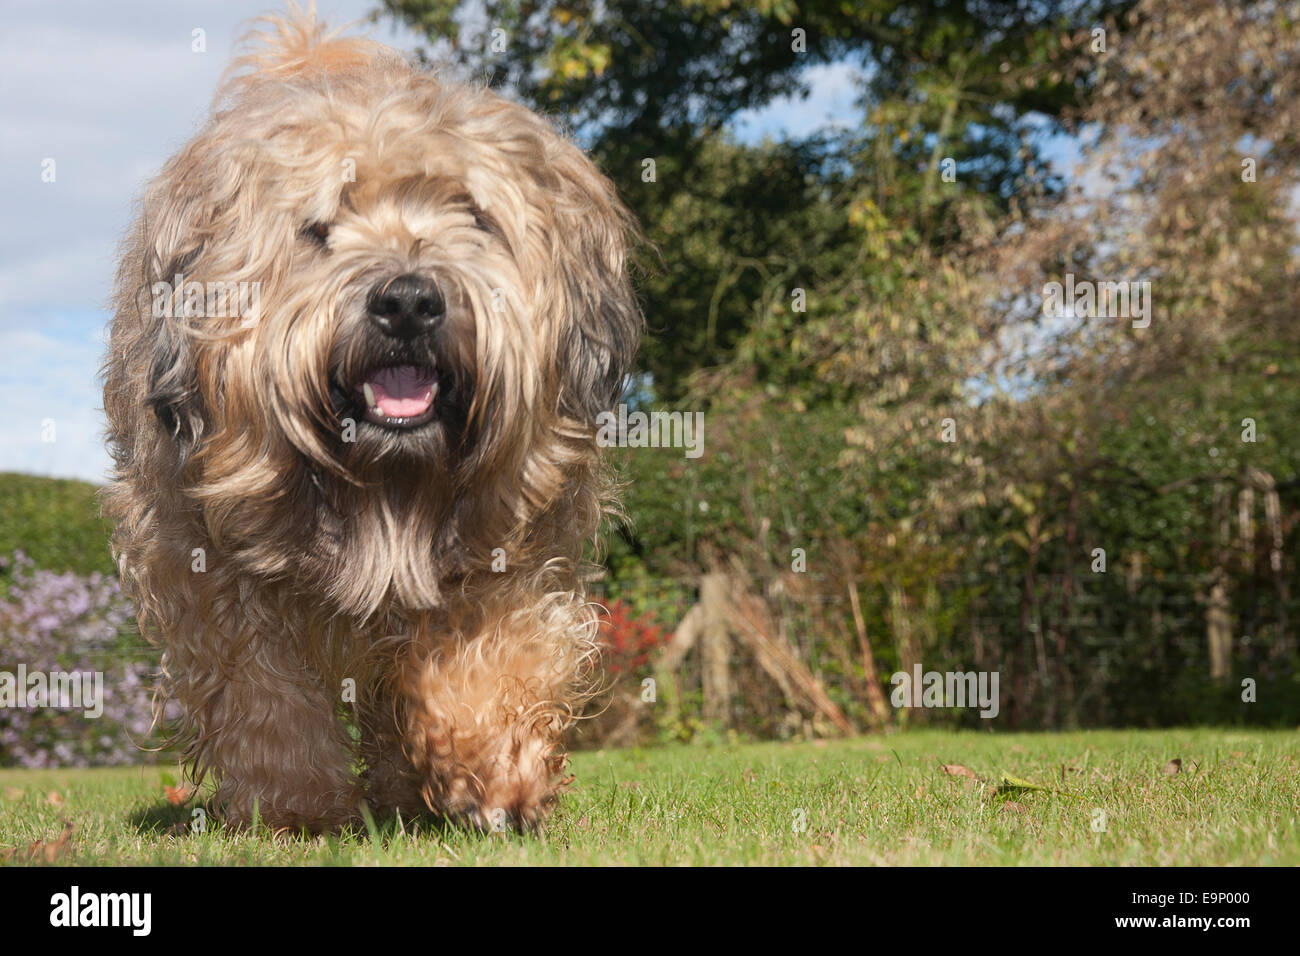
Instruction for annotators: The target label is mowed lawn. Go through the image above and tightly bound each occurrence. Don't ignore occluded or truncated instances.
[1,728,1296,865]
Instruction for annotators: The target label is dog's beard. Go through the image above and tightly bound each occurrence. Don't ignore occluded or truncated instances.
[304,462,461,618]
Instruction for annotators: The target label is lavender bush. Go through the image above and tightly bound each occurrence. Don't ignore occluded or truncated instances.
[0,550,169,767]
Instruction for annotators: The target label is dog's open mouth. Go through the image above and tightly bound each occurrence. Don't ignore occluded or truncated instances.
[356,364,439,428]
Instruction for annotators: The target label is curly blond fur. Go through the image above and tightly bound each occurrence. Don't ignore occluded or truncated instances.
[101,6,639,832]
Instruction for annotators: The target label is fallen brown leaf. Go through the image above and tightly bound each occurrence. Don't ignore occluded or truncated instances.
[941,764,980,779]
[3,821,74,863]
[1162,758,1183,776]
[164,784,195,805]
[45,790,64,807]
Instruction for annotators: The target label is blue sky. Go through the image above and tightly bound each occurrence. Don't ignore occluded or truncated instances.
[0,1,1079,484]
[0,1,432,483]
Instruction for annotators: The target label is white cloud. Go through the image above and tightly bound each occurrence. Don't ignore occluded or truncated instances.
[0,313,112,483]
[732,61,864,143]
[0,1,429,482]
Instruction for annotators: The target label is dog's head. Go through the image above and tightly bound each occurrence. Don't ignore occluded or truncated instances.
[111,11,639,615]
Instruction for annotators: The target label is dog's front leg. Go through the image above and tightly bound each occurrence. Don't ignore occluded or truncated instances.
[173,632,360,833]
[397,608,590,830]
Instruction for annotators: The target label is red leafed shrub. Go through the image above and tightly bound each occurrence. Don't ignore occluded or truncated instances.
[597,599,671,675]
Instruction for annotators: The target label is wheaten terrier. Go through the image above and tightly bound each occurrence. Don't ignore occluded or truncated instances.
[102,9,639,832]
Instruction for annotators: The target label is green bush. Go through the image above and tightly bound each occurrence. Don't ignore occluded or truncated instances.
[0,473,114,577]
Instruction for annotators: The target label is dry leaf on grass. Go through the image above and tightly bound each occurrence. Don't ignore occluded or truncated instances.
[995,773,1086,801]
[45,790,64,807]
[941,764,980,779]
[164,784,195,805]
[1,821,74,863]
[1162,758,1183,776]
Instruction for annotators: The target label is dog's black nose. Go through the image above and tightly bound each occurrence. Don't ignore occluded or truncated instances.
[367,273,444,339]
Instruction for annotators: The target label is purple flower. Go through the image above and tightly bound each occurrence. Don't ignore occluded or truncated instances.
[0,551,171,767]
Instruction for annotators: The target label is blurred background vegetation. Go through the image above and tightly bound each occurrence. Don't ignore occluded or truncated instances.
[3,0,1299,763]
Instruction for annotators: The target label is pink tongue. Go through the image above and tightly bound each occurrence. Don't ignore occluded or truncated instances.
[366,365,435,417]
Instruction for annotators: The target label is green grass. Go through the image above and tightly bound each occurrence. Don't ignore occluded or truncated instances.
[0,472,113,576]
[1,729,1297,865]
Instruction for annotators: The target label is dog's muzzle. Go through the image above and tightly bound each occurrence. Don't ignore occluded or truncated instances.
[347,273,447,429]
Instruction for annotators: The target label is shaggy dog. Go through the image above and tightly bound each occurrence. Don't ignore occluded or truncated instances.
[102,10,639,832]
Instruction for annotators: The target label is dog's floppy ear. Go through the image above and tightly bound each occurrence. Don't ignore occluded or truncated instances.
[142,272,204,461]
[125,146,219,463]
[546,146,642,423]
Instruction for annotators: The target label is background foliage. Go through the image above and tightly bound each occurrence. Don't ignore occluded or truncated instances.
[0,474,114,578]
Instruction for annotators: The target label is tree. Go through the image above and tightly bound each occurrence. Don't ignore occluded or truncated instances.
[379,0,1136,397]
